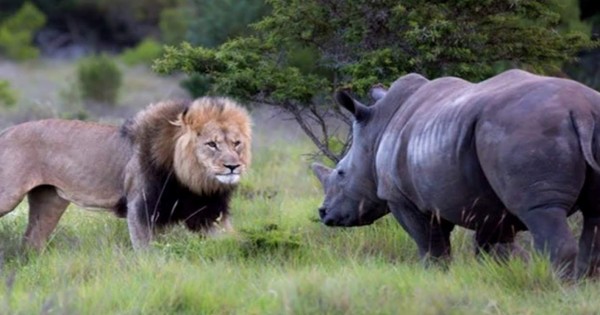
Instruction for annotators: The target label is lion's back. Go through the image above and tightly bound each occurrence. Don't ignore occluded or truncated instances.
[0,119,133,209]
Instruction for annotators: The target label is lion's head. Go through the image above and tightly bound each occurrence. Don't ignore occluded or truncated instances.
[172,97,251,193]
[125,97,252,195]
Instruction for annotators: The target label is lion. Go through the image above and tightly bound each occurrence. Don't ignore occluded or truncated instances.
[0,97,252,250]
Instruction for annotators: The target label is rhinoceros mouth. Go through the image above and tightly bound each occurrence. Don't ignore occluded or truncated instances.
[320,211,374,227]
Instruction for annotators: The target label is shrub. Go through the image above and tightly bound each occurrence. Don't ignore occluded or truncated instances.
[0,2,46,60]
[77,54,123,104]
[180,73,211,98]
[0,80,17,107]
[120,38,164,66]
[239,224,302,258]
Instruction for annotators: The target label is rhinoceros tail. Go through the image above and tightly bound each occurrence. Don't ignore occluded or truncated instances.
[571,112,600,173]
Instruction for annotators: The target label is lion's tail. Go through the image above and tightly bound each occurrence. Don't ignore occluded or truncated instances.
[572,111,600,173]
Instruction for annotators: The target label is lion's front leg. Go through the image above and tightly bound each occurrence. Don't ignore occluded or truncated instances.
[126,195,153,250]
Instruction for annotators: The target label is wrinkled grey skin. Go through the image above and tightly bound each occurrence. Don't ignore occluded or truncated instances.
[313,69,600,278]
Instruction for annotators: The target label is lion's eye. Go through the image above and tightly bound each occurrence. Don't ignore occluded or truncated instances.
[233,140,241,147]
[206,141,217,148]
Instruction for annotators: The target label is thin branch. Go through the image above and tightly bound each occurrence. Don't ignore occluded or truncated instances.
[251,97,345,163]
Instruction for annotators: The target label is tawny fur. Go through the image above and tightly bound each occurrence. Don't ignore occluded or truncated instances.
[0,97,252,250]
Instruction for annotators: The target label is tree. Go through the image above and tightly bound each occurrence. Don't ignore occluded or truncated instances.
[184,0,270,48]
[154,0,597,163]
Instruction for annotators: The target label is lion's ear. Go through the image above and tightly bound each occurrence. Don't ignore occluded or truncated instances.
[180,107,190,124]
[172,107,190,127]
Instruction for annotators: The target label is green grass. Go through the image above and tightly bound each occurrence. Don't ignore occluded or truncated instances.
[2,133,600,314]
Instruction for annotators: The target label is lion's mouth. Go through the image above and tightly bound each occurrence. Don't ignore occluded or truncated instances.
[215,174,241,185]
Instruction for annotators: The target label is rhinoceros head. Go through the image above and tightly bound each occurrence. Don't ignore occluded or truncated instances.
[312,89,389,226]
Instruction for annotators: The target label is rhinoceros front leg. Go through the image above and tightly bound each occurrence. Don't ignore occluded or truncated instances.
[388,201,455,265]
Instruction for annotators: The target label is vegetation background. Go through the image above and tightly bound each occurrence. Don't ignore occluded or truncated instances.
[0,0,600,313]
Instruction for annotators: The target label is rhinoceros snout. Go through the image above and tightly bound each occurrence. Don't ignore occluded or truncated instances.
[318,206,327,219]
[319,206,337,226]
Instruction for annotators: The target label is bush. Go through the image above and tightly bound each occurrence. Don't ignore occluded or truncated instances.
[180,73,211,98]
[120,38,164,66]
[0,2,46,60]
[238,224,302,258]
[77,55,123,104]
[0,80,17,107]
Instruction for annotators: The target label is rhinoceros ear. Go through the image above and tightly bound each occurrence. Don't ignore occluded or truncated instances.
[311,162,332,186]
[369,84,388,101]
[335,90,371,121]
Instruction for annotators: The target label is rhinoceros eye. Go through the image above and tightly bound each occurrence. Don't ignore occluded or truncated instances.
[337,169,345,177]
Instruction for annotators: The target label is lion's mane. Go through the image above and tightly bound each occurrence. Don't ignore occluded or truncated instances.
[120,97,252,231]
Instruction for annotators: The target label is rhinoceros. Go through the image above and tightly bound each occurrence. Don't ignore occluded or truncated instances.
[312,69,600,278]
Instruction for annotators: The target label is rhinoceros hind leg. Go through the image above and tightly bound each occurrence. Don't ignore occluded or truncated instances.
[576,216,600,278]
[474,220,528,262]
[475,234,520,262]
[519,207,577,279]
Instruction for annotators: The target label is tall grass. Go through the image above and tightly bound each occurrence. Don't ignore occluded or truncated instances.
[0,128,600,314]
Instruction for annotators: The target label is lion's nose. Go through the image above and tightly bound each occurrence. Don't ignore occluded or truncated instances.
[224,164,240,172]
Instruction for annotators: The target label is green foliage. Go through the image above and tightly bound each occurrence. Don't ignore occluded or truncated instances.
[120,38,164,66]
[162,0,269,97]
[154,39,329,103]
[155,0,597,162]
[0,2,46,60]
[180,73,211,98]
[184,0,269,48]
[552,0,592,34]
[77,54,123,104]
[0,80,17,107]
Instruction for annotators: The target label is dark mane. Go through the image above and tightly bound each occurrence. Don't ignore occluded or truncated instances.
[135,170,232,230]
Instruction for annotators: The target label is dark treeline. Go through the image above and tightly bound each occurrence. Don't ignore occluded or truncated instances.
[0,0,268,58]
[0,0,599,90]
[0,0,177,57]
